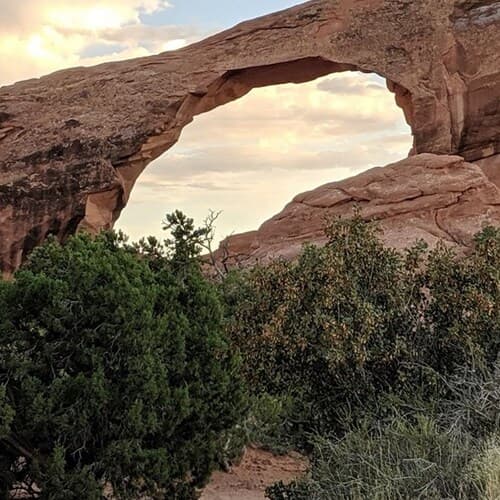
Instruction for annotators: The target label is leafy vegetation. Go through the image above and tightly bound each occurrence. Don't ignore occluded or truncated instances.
[0,215,245,499]
[223,215,500,499]
[1,209,500,499]
[267,363,500,499]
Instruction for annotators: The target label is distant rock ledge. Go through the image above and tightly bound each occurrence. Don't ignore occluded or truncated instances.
[214,153,500,268]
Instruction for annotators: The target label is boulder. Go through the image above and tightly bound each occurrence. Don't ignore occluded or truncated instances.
[215,154,500,267]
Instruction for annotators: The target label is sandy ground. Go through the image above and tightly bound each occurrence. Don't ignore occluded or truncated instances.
[11,448,307,499]
[201,447,308,500]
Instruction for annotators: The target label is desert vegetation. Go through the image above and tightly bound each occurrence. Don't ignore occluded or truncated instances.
[225,216,500,499]
[1,212,499,499]
[0,213,245,499]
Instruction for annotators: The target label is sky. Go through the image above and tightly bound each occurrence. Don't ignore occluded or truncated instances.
[0,0,412,244]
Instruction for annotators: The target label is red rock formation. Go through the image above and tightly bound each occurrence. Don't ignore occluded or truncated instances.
[215,154,500,267]
[0,0,499,274]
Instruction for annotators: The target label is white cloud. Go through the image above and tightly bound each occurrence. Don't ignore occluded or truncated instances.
[0,1,171,34]
[317,75,387,95]
[0,0,199,86]
[162,39,188,51]
[96,24,198,46]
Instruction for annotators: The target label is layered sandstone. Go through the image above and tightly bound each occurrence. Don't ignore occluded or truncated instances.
[0,0,499,274]
[215,154,500,267]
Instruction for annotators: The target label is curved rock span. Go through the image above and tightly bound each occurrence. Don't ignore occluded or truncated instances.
[0,0,499,274]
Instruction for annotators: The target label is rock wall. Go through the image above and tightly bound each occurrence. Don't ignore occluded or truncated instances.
[0,0,499,274]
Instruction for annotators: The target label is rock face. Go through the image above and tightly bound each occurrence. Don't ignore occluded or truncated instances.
[215,154,500,267]
[0,0,499,274]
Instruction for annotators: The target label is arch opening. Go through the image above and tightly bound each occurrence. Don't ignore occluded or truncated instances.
[115,60,413,244]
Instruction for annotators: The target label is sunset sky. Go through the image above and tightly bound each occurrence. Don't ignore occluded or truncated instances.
[0,0,412,243]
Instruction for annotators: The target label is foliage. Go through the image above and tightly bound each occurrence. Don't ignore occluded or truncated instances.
[267,360,500,500]
[0,218,245,499]
[224,216,422,435]
[2,208,499,499]
[470,436,500,500]
[225,217,500,437]
[267,416,480,500]
[162,210,212,266]
[219,393,297,466]
[220,216,500,498]
[437,362,500,437]
[424,228,500,371]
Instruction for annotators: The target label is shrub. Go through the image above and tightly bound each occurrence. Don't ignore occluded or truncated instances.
[267,361,500,500]
[226,216,500,437]
[424,227,500,371]
[437,362,500,437]
[470,437,500,500]
[219,393,297,465]
[222,216,500,498]
[0,228,245,499]
[225,217,425,434]
[267,415,481,500]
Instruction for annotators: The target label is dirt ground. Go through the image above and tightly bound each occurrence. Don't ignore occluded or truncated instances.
[201,447,308,500]
[11,448,307,499]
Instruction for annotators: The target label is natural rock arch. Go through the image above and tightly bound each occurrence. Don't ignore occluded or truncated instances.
[0,0,499,274]
[117,57,415,230]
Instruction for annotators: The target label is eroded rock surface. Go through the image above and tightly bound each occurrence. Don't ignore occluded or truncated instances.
[0,0,499,274]
[215,154,500,267]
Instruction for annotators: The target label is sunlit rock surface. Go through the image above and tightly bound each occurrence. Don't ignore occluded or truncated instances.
[0,0,499,274]
[216,154,500,266]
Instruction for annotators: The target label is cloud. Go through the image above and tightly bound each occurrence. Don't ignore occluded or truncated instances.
[162,75,405,173]
[0,0,202,86]
[115,71,412,243]
[135,177,242,192]
[58,23,200,52]
[142,142,407,184]
[317,75,387,95]
[0,1,171,34]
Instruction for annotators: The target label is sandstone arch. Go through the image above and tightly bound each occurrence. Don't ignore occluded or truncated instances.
[0,0,499,275]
